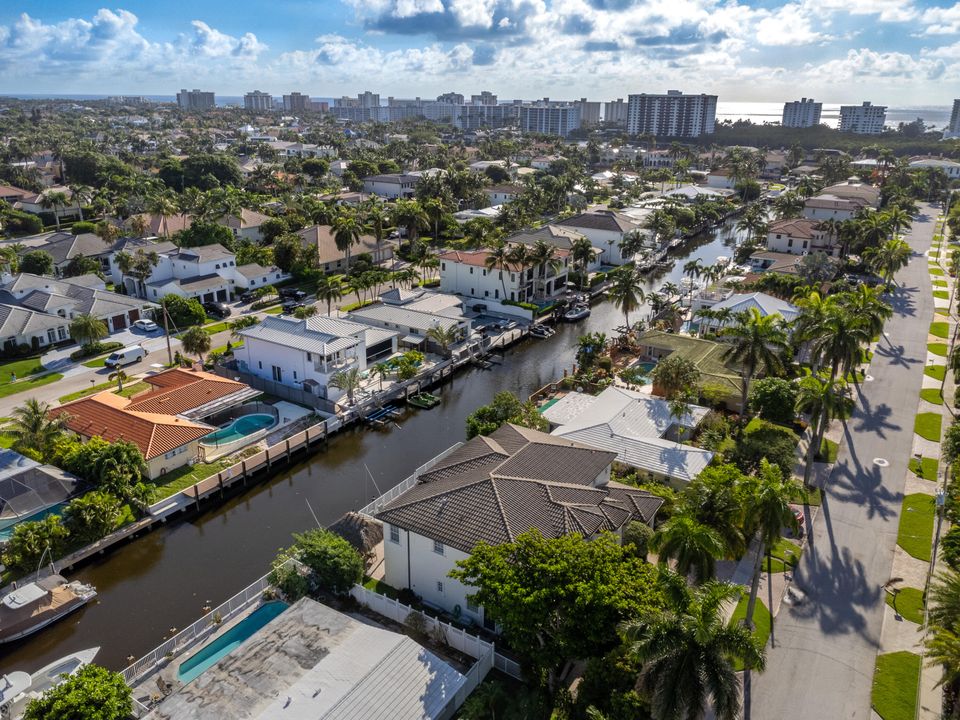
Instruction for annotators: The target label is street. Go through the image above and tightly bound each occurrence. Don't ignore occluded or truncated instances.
[748,205,937,718]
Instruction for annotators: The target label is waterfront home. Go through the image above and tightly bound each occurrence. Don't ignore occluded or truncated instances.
[508,225,602,272]
[376,424,663,628]
[361,173,421,199]
[236,315,398,403]
[0,272,154,352]
[765,218,839,257]
[438,246,570,308]
[143,598,468,720]
[542,386,714,486]
[50,368,258,478]
[296,224,393,272]
[695,291,799,333]
[0,449,79,532]
[802,181,880,222]
[553,209,647,265]
[746,250,803,277]
[10,231,111,277]
[705,168,737,190]
[346,289,472,352]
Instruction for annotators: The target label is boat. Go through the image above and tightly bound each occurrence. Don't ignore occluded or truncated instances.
[407,392,441,409]
[0,673,31,717]
[4,647,100,718]
[0,575,97,644]
[564,305,591,322]
[529,324,554,338]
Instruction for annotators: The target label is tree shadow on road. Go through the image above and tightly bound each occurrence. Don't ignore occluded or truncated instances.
[848,396,901,440]
[873,342,922,372]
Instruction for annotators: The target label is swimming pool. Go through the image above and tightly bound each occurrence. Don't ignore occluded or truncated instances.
[0,502,69,542]
[201,414,277,446]
[177,601,289,684]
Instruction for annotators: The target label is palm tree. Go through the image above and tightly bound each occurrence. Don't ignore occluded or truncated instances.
[316,276,344,315]
[8,398,69,460]
[423,197,446,248]
[528,239,561,299]
[332,208,363,270]
[69,313,108,351]
[363,202,390,266]
[330,367,362,405]
[796,374,853,485]
[393,198,429,251]
[721,308,790,413]
[650,512,726,583]
[109,368,128,392]
[146,192,179,237]
[682,258,704,302]
[839,285,892,340]
[621,571,765,720]
[425,324,460,354]
[180,326,211,365]
[68,184,92,222]
[40,190,70,231]
[484,241,512,300]
[927,569,960,632]
[608,267,646,330]
[885,207,912,237]
[372,361,392,391]
[856,212,893,250]
[863,238,911,288]
[741,460,800,629]
[571,236,595,292]
[293,305,317,319]
[810,305,870,381]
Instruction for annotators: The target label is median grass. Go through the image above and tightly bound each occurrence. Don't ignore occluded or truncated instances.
[933,279,948,288]
[920,388,943,405]
[872,651,921,720]
[914,412,942,442]
[909,456,938,481]
[885,587,925,625]
[59,380,151,403]
[203,321,230,335]
[816,438,839,463]
[0,356,44,384]
[763,537,802,573]
[928,342,948,357]
[931,323,950,339]
[934,290,950,299]
[0,372,63,400]
[924,365,946,381]
[730,595,771,670]
[897,493,935,561]
[930,267,945,276]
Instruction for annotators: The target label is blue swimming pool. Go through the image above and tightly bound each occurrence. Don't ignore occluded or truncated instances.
[201,413,276,446]
[177,601,289,684]
[0,502,69,542]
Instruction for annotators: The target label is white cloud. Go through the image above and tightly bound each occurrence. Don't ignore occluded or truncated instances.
[755,4,828,45]
[801,0,917,23]
[805,48,945,82]
[920,3,960,35]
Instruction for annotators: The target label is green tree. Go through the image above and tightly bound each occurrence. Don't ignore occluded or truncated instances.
[749,377,798,424]
[62,254,103,279]
[22,664,132,720]
[425,324,460,354]
[650,512,725,583]
[795,374,853,485]
[621,570,765,720]
[286,528,364,595]
[332,207,363,269]
[8,398,69,460]
[623,520,655,560]
[181,325,211,364]
[607,266,646,330]
[108,368,128,392]
[451,530,663,693]
[271,233,305,273]
[69,313,108,351]
[316,276,344,315]
[20,249,54,275]
[2,514,70,574]
[465,391,548,438]
[60,437,149,505]
[330,367,362,405]
[721,308,789,413]
[863,237,912,288]
[650,354,701,401]
[159,294,206,328]
[63,491,127,543]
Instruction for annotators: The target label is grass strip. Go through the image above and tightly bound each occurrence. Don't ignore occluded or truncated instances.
[928,343,948,357]
[0,356,44,384]
[884,587,925,625]
[730,595,771,671]
[897,493,935,561]
[920,388,943,405]
[872,651,920,720]
[930,322,950,338]
[914,412,942,442]
[909,456,938,481]
[0,372,63,400]
[924,365,946,381]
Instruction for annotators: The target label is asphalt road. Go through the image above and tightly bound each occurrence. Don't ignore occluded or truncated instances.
[748,205,937,719]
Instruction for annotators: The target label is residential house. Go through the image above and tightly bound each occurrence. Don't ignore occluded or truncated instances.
[485,184,524,205]
[13,231,111,276]
[346,289,472,351]
[122,212,193,238]
[296,224,393,273]
[236,315,399,403]
[909,158,960,180]
[0,184,32,205]
[746,250,803,277]
[218,209,272,242]
[438,246,570,305]
[16,186,81,222]
[766,218,838,256]
[375,424,663,626]
[264,140,336,159]
[553,209,647,265]
[0,273,153,353]
[508,225,602,272]
[705,169,737,189]
[543,386,714,485]
[0,449,79,530]
[695,292,799,333]
[50,368,260,479]
[802,181,880,222]
[362,173,420,199]
[531,155,563,170]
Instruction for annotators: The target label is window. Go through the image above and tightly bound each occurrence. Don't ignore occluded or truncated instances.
[306,352,312,361]
[436,581,444,593]
[466,598,479,613]
[271,365,282,382]
[469,267,474,275]
[433,540,445,555]
[441,262,446,271]
[47,329,56,343]
[258,361,263,369]
[57,327,66,340]
[293,370,298,380]
[390,525,400,544]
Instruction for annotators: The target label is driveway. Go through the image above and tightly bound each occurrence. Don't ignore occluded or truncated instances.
[748,205,937,718]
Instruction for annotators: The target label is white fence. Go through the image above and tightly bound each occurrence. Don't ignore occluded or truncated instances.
[358,442,464,517]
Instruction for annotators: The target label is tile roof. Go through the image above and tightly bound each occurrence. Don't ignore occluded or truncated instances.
[708,292,800,323]
[173,244,235,263]
[768,218,823,240]
[377,424,661,553]
[0,273,149,319]
[437,249,529,271]
[218,209,271,230]
[554,210,643,234]
[296,225,384,265]
[238,314,392,355]
[125,368,249,416]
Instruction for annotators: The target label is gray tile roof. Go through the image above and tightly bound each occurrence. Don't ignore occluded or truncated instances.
[17,232,109,265]
[377,424,661,553]
[346,303,462,334]
[555,210,642,233]
[173,244,235,263]
[0,303,65,338]
[0,273,149,320]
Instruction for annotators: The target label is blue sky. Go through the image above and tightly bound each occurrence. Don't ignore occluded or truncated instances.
[1,1,958,105]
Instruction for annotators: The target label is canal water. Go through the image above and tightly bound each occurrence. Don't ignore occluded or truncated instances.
[0,218,744,673]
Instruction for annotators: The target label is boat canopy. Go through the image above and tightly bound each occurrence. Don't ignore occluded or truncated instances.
[2,583,47,610]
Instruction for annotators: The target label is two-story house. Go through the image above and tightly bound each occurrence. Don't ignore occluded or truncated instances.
[484,184,524,206]
[437,247,569,305]
[552,209,646,265]
[374,424,663,628]
[361,174,420,199]
[11,231,111,277]
[765,218,839,256]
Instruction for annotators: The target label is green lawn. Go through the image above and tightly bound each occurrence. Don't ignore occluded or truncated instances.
[920,388,943,405]
[362,576,400,599]
[872,651,921,720]
[730,595,771,671]
[928,342,948,357]
[0,372,63,400]
[816,438,839,463]
[936,309,951,316]
[897,493,935,561]
[885,587,925,625]
[210,340,243,355]
[117,381,150,398]
[933,279,948,288]
[147,447,260,501]
[0,432,14,449]
[930,267,945,276]
[934,290,950,299]
[924,365,946,381]
[0,356,44,384]
[83,356,109,368]
[203,321,230,335]
[59,380,152,403]
[914,412,942,442]
[263,306,283,315]
[909,456,938,482]
[763,537,802,573]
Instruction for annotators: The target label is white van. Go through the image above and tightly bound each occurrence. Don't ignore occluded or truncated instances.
[103,345,146,368]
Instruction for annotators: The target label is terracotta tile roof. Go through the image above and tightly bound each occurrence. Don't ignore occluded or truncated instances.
[768,218,823,240]
[126,368,248,415]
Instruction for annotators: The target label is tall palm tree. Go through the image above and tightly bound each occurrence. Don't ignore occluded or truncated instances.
[423,197,446,248]
[621,571,765,720]
[180,325,211,365]
[316,276,344,315]
[650,512,726,583]
[484,242,512,300]
[682,258,704,302]
[109,368,128,393]
[927,569,960,632]
[795,374,853,485]
[528,239,561,299]
[330,367,362,405]
[571,236,595,292]
[839,285,893,340]
[392,198,429,251]
[40,190,70,231]
[69,313,108,350]
[885,207,912,237]
[363,202,390,266]
[146,192,179,238]
[863,238,912,288]
[721,308,790,413]
[741,460,800,629]
[425,324,460,354]
[8,398,69,460]
[68,184,92,222]
[810,305,870,381]
[608,267,646,330]
[856,212,893,250]
[331,208,362,269]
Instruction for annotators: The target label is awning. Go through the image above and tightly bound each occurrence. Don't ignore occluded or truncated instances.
[180,387,263,420]
[401,334,425,345]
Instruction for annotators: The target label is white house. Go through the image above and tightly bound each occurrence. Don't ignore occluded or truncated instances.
[375,424,663,626]
[362,173,420,199]
[218,209,272,242]
[438,247,570,305]
[16,186,82,222]
[236,315,398,403]
[909,158,960,180]
[508,225,602,272]
[346,289,472,351]
[485,184,524,205]
[553,209,646,265]
[802,181,880,222]
[705,169,737,190]
[695,291,799,333]
[765,218,838,256]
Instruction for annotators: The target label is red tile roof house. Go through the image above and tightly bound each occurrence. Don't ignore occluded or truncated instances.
[51,369,260,478]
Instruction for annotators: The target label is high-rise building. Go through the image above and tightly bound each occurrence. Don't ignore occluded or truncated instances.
[782,98,822,128]
[244,90,274,111]
[177,89,215,110]
[359,91,380,108]
[471,91,498,106]
[838,101,887,134]
[519,103,581,137]
[946,99,960,139]
[604,98,628,125]
[575,98,602,126]
[283,92,310,112]
[626,90,717,137]
[437,92,465,104]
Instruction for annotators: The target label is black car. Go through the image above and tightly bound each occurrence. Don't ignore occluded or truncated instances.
[204,301,232,318]
[279,288,307,301]
[281,301,306,314]
[239,291,255,303]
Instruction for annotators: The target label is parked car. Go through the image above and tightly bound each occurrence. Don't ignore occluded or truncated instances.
[239,291,255,303]
[282,301,306,314]
[203,302,232,318]
[104,345,146,368]
[132,319,159,332]
[279,288,307,301]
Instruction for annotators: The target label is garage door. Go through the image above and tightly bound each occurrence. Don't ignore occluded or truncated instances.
[216,289,228,301]
[203,292,215,303]
[128,309,140,323]
[112,314,127,330]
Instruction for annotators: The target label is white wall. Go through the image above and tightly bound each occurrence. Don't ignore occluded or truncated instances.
[238,336,362,402]
[439,260,527,303]
[566,226,634,265]
[802,204,858,222]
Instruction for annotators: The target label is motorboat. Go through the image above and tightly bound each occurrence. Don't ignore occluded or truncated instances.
[0,575,97,644]
[0,673,31,718]
[4,647,99,718]
[407,392,441,409]
[529,324,555,338]
[564,305,591,322]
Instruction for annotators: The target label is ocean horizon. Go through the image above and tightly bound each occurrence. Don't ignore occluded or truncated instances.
[0,94,951,129]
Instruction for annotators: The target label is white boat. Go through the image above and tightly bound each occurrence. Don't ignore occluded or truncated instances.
[715,256,731,268]
[4,648,99,718]
[0,575,97,644]
[529,325,554,338]
[0,673,31,716]
[564,305,591,322]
